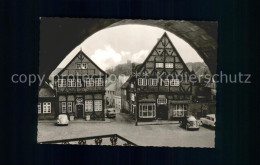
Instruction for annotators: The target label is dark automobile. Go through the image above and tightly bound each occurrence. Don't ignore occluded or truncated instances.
[180,116,200,130]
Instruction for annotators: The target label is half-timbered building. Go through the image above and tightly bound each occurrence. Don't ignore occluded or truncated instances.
[124,32,193,121]
[53,50,108,120]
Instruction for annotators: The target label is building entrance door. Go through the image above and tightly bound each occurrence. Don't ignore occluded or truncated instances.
[77,104,84,118]
[157,105,168,120]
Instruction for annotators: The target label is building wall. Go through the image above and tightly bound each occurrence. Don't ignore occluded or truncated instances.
[38,98,58,120]
[58,93,105,120]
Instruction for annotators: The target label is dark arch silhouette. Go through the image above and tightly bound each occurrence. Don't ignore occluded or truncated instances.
[40,18,217,79]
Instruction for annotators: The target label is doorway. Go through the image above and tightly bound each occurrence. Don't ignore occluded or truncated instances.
[77,104,84,118]
[157,105,168,120]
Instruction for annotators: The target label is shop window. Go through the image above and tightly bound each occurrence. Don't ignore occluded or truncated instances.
[94,100,102,111]
[172,104,188,117]
[67,102,73,113]
[61,102,66,113]
[85,100,93,112]
[139,103,156,118]
[43,102,51,113]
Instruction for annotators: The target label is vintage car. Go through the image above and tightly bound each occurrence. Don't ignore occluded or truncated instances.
[180,116,200,130]
[56,114,69,126]
[106,108,116,118]
[200,114,215,128]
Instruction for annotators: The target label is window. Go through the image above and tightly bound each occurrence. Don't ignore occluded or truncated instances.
[172,104,188,117]
[77,79,82,87]
[67,79,76,87]
[82,63,87,69]
[76,63,82,69]
[139,103,156,118]
[95,78,103,86]
[43,102,51,113]
[164,79,169,86]
[165,63,173,68]
[38,103,41,114]
[149,79,158,86]
[156,63,164,68]
[157,98,167,104]
[62,102,66,113]
[85,100,93,112]
[94,100,102,111]
[58,79,66,87]
[67,102,72,113]
[138,78,147,86]
[85,78,94,87]
[124,90,126,95]
[170,79,180,86]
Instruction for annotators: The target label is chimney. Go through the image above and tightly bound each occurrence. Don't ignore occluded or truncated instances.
[132,63,136,75]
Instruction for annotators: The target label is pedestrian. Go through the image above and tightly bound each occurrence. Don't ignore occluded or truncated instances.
[66,111,70,121]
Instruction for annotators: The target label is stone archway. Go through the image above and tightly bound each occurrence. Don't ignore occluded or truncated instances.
[40,18,217,76]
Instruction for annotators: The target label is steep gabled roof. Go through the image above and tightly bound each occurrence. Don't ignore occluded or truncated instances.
[38,81,56,98]
[136,32,191,74]
[56,50,108,76]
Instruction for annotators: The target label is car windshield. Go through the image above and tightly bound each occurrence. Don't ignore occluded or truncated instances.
[189,121,197,125]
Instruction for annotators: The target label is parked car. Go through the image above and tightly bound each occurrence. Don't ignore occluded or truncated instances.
[56,114,69,126]
[180,116,200,130]
[106,108,116,118]
[200,114,215,128]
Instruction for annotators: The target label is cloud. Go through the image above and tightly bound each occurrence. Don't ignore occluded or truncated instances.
[90,45,122,70]
[131,50,149,63]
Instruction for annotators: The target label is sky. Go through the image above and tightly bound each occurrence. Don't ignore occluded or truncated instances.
[57,25,203,70]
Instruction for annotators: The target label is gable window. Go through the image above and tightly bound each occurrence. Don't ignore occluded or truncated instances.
[94,100,102,111]
[67,79,76,87]
[67,102,73,113]
[149,79,158,86]
[95,78,103,86]
[61,102,66,113]
[170,79,180,86]
[58,79,66,87]
[77,79,82,87]
[138,78,147,86]
[85,78,94,87]
[82,63,87,69]
[139,103,156,118]
[156,63,164,68]
[43,102,51,113]
[165,63,174,68]
[157,98,167,104]
[38,103,41,114]
[76,63,82,69]
[85,100,93,112]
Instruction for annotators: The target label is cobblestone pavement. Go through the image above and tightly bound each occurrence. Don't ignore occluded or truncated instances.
[37,113,215,147]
